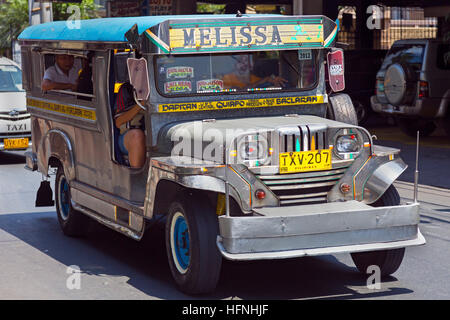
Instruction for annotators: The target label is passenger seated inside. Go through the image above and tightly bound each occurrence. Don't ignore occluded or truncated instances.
[223,54,287,89]
[114,82,146,168]
[42,54,79,92]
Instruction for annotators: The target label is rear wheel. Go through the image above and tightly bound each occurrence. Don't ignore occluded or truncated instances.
[397,118,436,137]
[55,166,89,237]
[351,185,405,277]
[165,192,222,294]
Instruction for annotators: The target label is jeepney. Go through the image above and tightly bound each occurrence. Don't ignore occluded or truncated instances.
[19,14,425,294]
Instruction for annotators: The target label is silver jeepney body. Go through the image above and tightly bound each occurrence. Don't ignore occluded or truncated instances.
[18,14,424,262]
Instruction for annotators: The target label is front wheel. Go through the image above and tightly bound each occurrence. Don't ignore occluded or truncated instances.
[55,166,89,237]
[351,185,405,277]
[327,93,359,125]
[165,192,222,294]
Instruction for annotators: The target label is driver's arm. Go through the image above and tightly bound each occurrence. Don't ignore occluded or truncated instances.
[115,104,142,128]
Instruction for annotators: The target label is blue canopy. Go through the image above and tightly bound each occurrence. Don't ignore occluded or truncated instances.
[18,15,277,43]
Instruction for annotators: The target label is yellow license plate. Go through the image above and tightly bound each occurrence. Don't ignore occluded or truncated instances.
[4,138,29,150]
[279,149,332,174]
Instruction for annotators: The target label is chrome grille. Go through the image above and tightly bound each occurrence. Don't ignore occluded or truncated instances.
[279,124,328,153]
[258,167,347,206]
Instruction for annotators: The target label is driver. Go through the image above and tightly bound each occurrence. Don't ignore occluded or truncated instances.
[223,54,287,89]
[114,82,146,168]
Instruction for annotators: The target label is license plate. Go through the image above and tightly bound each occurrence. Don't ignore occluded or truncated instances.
[279,149,332,174]
[4,138,29,150]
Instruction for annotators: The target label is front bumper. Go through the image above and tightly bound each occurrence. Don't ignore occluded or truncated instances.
[370,95,440,118]
[217,200,425,260]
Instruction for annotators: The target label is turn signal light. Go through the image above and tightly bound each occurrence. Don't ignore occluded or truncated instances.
[255,189,266,200]
[340,183,351,194]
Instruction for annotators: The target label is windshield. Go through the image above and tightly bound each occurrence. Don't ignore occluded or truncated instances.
[0,65,23,92]
[155,50,318,96]
[381,44,425,71]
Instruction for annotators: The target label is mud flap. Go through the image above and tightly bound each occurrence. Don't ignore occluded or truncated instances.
[35,180,55,207]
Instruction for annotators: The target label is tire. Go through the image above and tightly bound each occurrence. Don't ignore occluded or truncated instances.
[353,100,370,125]
[327,93,359,125]
[351,185,406,277]
[55,166,89,237]
[384,63,416,106]
[165,192,222,294]
[397,118,436,137]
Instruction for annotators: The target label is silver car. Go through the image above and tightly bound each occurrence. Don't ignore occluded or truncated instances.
[0,57,31,151]
[371,39,450,137]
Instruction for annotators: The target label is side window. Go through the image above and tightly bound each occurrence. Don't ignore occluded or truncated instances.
[42,52,94,101]
[113,49,135,93]
[437,44,450,70]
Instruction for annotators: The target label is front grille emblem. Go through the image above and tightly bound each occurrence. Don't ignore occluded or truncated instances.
[8,109,20,117]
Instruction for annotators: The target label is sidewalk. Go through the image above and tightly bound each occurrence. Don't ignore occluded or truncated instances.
[395,180,450,208]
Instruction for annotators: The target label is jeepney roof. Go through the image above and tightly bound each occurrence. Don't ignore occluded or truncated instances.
[17,14,278,43]
[18,14,338,53]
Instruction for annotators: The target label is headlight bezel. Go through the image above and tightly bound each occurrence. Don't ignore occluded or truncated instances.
[333,128,364,160]
[235,133,271,167]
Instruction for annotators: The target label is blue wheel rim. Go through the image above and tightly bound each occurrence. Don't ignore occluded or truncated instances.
[173,214,190,272]
[59,176,70,220]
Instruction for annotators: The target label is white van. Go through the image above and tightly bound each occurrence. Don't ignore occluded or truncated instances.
[0,57,31,151]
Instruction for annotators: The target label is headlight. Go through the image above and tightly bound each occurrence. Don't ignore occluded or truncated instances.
[334,130,363,159]
[336,135,359,153]
[236,134,269,166]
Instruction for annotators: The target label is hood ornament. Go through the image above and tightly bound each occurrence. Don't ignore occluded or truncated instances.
[8,109,20,117]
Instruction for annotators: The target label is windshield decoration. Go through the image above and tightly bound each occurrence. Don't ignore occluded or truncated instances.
[196,79,224,92]
[166,66,194,79]
[164,80,192,94]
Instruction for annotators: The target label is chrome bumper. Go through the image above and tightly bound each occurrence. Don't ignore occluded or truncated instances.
[370,95,440,118]
[217,200,425,261]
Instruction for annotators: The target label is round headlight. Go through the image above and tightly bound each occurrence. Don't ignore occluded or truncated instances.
[336,135,359,153]
[237,134,269,166]
[333,130,363,160]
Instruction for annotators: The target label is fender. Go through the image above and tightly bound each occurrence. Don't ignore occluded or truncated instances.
[435,89,450,118]
[362,157,407,204]
[143,166,246,219]
[38,129,76,180]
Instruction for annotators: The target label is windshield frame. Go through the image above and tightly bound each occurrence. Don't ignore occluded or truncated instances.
[152,50,320,99]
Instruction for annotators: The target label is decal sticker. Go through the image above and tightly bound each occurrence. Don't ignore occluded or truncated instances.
[164,80,192,94]
[166,66,194,79]
[196,79,224,92]
[158,95,325,112]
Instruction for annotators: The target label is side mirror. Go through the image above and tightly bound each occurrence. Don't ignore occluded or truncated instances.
[125,24,139,49]
[127,57,150,103]
[327,49,345,92]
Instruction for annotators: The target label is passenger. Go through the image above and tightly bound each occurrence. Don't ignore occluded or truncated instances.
[223,54,287,89]
[41,54,78,92]
[114,82,146,168]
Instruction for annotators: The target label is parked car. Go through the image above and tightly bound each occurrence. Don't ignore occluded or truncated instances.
[371,39,450,137]
[0,57,31,151]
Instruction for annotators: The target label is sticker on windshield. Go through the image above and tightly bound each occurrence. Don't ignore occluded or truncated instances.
[166,66,194,79]
[164,81,192,94]
[298,49,312,60]
[0,65,18,72]
[196,79,224,92]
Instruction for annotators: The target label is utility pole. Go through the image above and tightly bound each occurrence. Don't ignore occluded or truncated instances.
[28,0,53,26]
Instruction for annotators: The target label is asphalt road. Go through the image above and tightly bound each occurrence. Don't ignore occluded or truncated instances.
[0,124,449,300]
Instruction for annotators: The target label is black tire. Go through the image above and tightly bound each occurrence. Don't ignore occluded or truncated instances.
[55,166,89,237]
[397,118,436,137]
[165,192,222,294]
[351,185,405,277]
[353,100,370,125]
[327,93,359,125]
